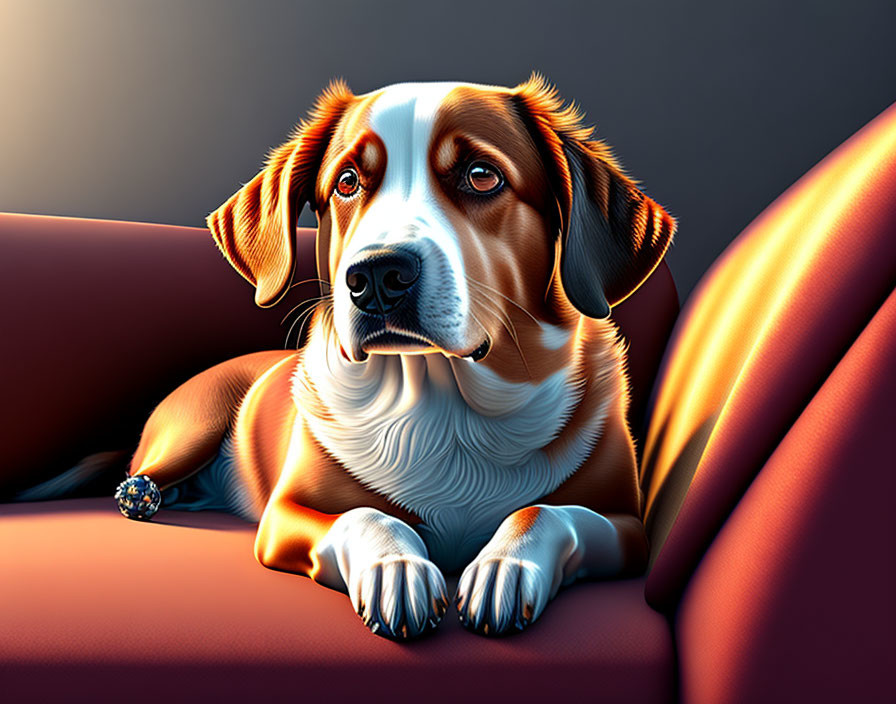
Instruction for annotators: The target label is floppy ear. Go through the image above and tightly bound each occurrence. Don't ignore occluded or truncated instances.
[512,73,676,319]
[206,80,354,307]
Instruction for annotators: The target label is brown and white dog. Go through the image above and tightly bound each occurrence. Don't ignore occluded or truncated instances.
[123,74,675,639]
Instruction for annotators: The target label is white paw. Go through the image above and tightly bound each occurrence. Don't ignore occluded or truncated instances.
[455,555,552,635]
[349,554,448,640]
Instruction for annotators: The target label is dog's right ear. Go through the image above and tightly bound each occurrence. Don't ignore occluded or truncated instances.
[207,80,354,307]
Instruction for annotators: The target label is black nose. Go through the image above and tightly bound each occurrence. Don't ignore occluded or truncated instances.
[346,249,421,314]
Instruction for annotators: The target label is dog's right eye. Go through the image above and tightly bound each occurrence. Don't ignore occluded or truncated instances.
[335,168,360,197]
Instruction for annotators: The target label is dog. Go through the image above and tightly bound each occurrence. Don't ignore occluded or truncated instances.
[115,74,675,639]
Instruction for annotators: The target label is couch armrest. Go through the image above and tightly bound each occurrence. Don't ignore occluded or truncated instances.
[641,101,896,602]
[677,288,896,703]
[637,99,896,702]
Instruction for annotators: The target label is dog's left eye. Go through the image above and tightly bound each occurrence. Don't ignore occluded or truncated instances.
[466,162,504,195]
[335,168,360,197]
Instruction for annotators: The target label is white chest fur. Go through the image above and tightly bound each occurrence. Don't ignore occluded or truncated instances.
[293,324,610,570]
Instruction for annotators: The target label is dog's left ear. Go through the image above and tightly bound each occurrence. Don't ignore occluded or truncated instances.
[207,80,354,307]
[512,74,676,319]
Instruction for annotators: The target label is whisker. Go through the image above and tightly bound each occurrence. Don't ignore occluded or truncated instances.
[287,277,332,290]
[284,303,321,349]
[282,294,332,349]
[464,275,541,326]
[279,294,331,326]
[470,292,532,380]
[467,309,491,347]
[473,289,522,345]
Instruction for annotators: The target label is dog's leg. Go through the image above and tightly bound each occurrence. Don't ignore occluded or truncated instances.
[455,505,645,635]
[255,496,449,640]
[454,399,648,634]
[313,507,450,639]
[117,350,296,519]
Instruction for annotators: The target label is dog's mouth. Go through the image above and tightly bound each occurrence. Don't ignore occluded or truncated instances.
[355,329,491,362]
[466,338,491,361]
[362,329,435,355]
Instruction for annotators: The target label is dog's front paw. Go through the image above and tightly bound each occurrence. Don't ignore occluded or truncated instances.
[350,555,448,640]
[455,556,551,635]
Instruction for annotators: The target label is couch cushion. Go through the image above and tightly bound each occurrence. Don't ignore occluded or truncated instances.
[0,498,675,703]
[611,260,679,442]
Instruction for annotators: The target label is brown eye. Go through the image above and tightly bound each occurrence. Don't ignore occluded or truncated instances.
[335,167,359,197]
[466,162,503,194]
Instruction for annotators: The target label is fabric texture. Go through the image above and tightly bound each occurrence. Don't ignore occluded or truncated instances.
[676,288,896,704]
[640,100,896,611]
[0,498,675,703]
[0,214,309,496]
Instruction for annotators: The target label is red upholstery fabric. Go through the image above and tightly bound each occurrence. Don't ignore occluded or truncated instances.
[0,498,675,703]
[0,213,677,496]
[676,288,896,704]
[611,261,679,442]
[640,101,896,611]
[0,214,314,495]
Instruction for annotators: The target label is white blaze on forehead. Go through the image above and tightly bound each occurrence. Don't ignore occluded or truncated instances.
[335,82,477,349]
[368,82,462,199]
[342,82,463,252]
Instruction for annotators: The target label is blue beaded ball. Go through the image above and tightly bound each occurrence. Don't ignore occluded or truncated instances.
[114,475,161,520]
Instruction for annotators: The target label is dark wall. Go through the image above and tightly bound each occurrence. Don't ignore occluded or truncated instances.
[2,0,894,300]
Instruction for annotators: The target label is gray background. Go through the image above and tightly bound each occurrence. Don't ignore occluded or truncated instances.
[2,0,894,300]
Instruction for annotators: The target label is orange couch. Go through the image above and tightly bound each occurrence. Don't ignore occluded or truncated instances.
[1,102,894,703]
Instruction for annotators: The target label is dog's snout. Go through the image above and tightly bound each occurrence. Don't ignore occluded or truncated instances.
[346,248,421,314]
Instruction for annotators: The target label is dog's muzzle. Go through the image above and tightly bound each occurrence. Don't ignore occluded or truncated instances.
[340,241,488,361]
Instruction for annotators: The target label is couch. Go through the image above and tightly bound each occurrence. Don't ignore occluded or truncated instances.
[1,102,894,703]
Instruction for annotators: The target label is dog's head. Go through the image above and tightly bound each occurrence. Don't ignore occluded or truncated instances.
[208,75,675,376]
